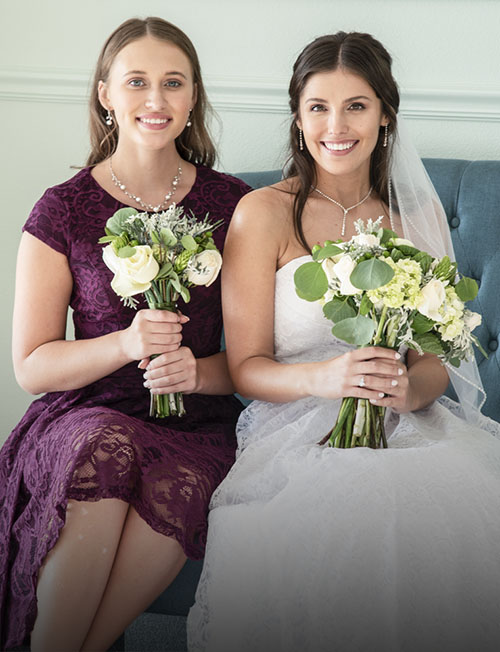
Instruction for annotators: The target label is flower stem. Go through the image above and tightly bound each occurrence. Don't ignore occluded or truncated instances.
[373,304,388,346]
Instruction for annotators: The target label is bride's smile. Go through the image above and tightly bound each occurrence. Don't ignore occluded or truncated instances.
[296,68,388,182]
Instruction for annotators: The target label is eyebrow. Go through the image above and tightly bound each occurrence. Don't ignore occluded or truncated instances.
[123,70,187,79]
[305,95,372,103]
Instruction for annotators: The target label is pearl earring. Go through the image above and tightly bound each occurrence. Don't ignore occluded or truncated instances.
[186,109,192,128]
[105,110,113,126]
[383,124,389,148]
[299,128,304,151]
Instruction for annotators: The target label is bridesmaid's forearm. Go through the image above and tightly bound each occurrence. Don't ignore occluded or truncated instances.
[13,331,134,395]
[230,356,319,403]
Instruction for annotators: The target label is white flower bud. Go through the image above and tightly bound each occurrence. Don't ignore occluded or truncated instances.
[185,250,223,287]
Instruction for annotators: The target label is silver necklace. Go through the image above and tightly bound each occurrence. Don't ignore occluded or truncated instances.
[109,159,183,213]
[313,185,374,236]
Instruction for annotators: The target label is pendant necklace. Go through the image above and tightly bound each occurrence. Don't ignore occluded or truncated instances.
[313,185,373,236]
[110,158,183,213]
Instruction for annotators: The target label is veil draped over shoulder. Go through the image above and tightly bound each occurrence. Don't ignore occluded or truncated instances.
[389,118,486,422]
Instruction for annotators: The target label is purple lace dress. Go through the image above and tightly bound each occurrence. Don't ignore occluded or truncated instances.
[0,165,250,649]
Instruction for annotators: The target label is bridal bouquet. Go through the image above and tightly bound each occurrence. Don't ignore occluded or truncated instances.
[294,218,484,449]
[100,205,223,418]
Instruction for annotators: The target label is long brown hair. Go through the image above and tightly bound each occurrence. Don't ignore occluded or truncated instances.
[285,32,400,250]
[86,16,215,167]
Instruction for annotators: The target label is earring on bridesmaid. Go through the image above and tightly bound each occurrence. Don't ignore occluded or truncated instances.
[298,128,304,151]
[383,124,389,148]
[105,109,113,126]
[186,109,192,128]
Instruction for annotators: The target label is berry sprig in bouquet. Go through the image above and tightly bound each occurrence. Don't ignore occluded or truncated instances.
[294,218,485,449]
[100,205,223,418]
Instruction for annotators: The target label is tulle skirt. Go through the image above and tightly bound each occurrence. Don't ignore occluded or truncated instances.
[188,395,500,652]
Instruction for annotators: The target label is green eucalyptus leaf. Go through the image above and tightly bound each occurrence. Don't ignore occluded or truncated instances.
[455,277,478,302]
[181,234,198,251]
[412,332,444,356]
[380,228,398,244]
[295,286,311,301]
[179,285,191,303]
[411,312,435,334]
[171,277,182,293]
[323,297,356,323]
[312,243,343,261]
[391,248,404,263]
[117,245,136,258]
[359,293,373,316]
[397,244,420,257]
[98,235,115,244]
[105,208,138,235]
[151,231,160,244]
[332,315,376,346]
[160,228,177,246]
[413,251,433,274]
[156,262,173,279]
[350,258,394,290]
[294,262,328,302]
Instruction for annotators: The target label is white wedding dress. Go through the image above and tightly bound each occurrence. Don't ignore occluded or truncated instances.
[188,255,500,652]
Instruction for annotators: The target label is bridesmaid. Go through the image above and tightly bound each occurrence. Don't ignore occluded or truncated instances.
[0,16,249,652]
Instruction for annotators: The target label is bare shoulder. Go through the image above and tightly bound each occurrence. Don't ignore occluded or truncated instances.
[231,178,297,236]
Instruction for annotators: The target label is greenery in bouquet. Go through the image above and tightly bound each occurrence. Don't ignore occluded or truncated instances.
[294,217,485,449]
[99,205,223,418]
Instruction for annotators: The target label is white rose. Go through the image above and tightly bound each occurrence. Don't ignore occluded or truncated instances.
[393,238,415,247]
[352,233,380,248]
[417,278,446,322]
[185,249,222,287]
[321,257,337,283]
[103,244,159,297]
[464,310,482,332]
[333,255,359,295]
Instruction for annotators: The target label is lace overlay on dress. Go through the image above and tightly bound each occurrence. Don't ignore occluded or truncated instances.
[0,165,250,650]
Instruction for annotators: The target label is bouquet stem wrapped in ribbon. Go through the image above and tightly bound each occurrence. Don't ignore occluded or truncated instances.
[295,218,485,449]
[100,205,223,418]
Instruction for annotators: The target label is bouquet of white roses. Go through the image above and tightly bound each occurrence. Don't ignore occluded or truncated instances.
[100,204,223,418]
[294,217,485,449]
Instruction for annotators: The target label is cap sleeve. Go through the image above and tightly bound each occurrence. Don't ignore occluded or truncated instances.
[23,186,70,256]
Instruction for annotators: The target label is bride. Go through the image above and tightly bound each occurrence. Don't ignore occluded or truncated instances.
[188,32,500,652]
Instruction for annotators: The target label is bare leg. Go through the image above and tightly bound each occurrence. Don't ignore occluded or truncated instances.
[81,506,186,652]
[31,498,130,652]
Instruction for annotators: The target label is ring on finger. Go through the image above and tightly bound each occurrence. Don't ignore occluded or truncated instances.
[358,375,366,388]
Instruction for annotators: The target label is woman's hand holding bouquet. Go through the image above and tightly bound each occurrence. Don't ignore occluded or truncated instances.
[100,204,223,417]
[294,218,484,448]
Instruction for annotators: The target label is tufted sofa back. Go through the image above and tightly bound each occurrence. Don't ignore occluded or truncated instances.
[236,159,500,422]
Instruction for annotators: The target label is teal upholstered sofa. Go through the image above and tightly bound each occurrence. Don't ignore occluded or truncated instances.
[113,158,500,651]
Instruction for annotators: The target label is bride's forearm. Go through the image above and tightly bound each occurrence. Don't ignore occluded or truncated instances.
[195,351,237,396]
[406,354,450,412]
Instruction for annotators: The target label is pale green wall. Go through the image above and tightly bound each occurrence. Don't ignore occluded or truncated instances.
[1,0,499,443]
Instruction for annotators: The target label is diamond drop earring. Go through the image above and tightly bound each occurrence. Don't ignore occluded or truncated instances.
[186,109,192,128]
[383,124,389,147]
[105,110,113,126]
[299,128,304,151]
